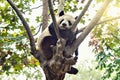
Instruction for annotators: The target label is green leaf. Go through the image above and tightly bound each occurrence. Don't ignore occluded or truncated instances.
[114,58,120,64]
[96,0,104,3]
[2,65,11,71]
[32,0,35,3]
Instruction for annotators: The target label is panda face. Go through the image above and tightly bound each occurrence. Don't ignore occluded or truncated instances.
[57,14,76,30]
[59,19,72,29]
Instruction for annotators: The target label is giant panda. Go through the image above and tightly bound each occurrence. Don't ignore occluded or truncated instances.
[37,11,78,74]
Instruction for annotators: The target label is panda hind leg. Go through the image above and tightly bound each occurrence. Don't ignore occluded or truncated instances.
[67,67,78,74]
[67,48,79,75]
[41,36,57,60]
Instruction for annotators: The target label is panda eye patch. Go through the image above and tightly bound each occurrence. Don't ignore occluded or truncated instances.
[68,20,72,26]
[60,19,64,24]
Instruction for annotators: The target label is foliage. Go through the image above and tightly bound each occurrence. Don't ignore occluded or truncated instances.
[0,60,102,80]
[64,0,78,12]
[90,1,120,79]
[0,67,43,80]
[0,0,40,75]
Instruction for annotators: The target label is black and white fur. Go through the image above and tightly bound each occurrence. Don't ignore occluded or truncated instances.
[37,11,78,74]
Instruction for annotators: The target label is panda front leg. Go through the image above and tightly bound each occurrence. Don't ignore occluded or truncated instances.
[74,48,78,61]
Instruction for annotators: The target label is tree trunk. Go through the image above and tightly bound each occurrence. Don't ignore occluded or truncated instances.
[43,66,65,80]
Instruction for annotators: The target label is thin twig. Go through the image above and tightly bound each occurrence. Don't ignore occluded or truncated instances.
[30,5,42,10]
[24,5,42,13]
[97,16,120,25]
[33,23,42,36]
[71,0,93,31]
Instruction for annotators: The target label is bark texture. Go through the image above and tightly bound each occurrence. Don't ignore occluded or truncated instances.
[42,0,48,31]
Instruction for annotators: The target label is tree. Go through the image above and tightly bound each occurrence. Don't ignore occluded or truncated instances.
[0,0,116,80]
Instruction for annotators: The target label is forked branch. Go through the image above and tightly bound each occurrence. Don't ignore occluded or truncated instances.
[65,0,112,56]
[75,0,112,49]
[97,16,120,25]
[7,0,43,61]
[80,16,120,33]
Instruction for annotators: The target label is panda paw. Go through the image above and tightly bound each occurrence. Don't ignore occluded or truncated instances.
[67,67,78,74]
[74,56,78,61]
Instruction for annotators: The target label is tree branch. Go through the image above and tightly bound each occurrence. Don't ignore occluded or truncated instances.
[65,0,112,56]
[57,0,65,14]
[42,0,49,31]
[77,27,86,33]
[71,0,93,31]
[111,33,120,41]
[74,0,112,49]
[48,0,61,39]
[24,5,42,13]
[7,0,41,60]
[97,16,120,25]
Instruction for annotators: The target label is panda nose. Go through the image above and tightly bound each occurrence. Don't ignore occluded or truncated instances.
[62,23,67,26]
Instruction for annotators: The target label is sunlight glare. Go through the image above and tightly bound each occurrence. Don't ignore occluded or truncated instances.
[107,6,120,17]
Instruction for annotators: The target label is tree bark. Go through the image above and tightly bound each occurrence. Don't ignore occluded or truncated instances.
[42,0,48,31]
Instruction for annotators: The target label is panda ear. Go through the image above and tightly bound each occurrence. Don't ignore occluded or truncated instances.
[59,11,64,16]
[75,16,78,20]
